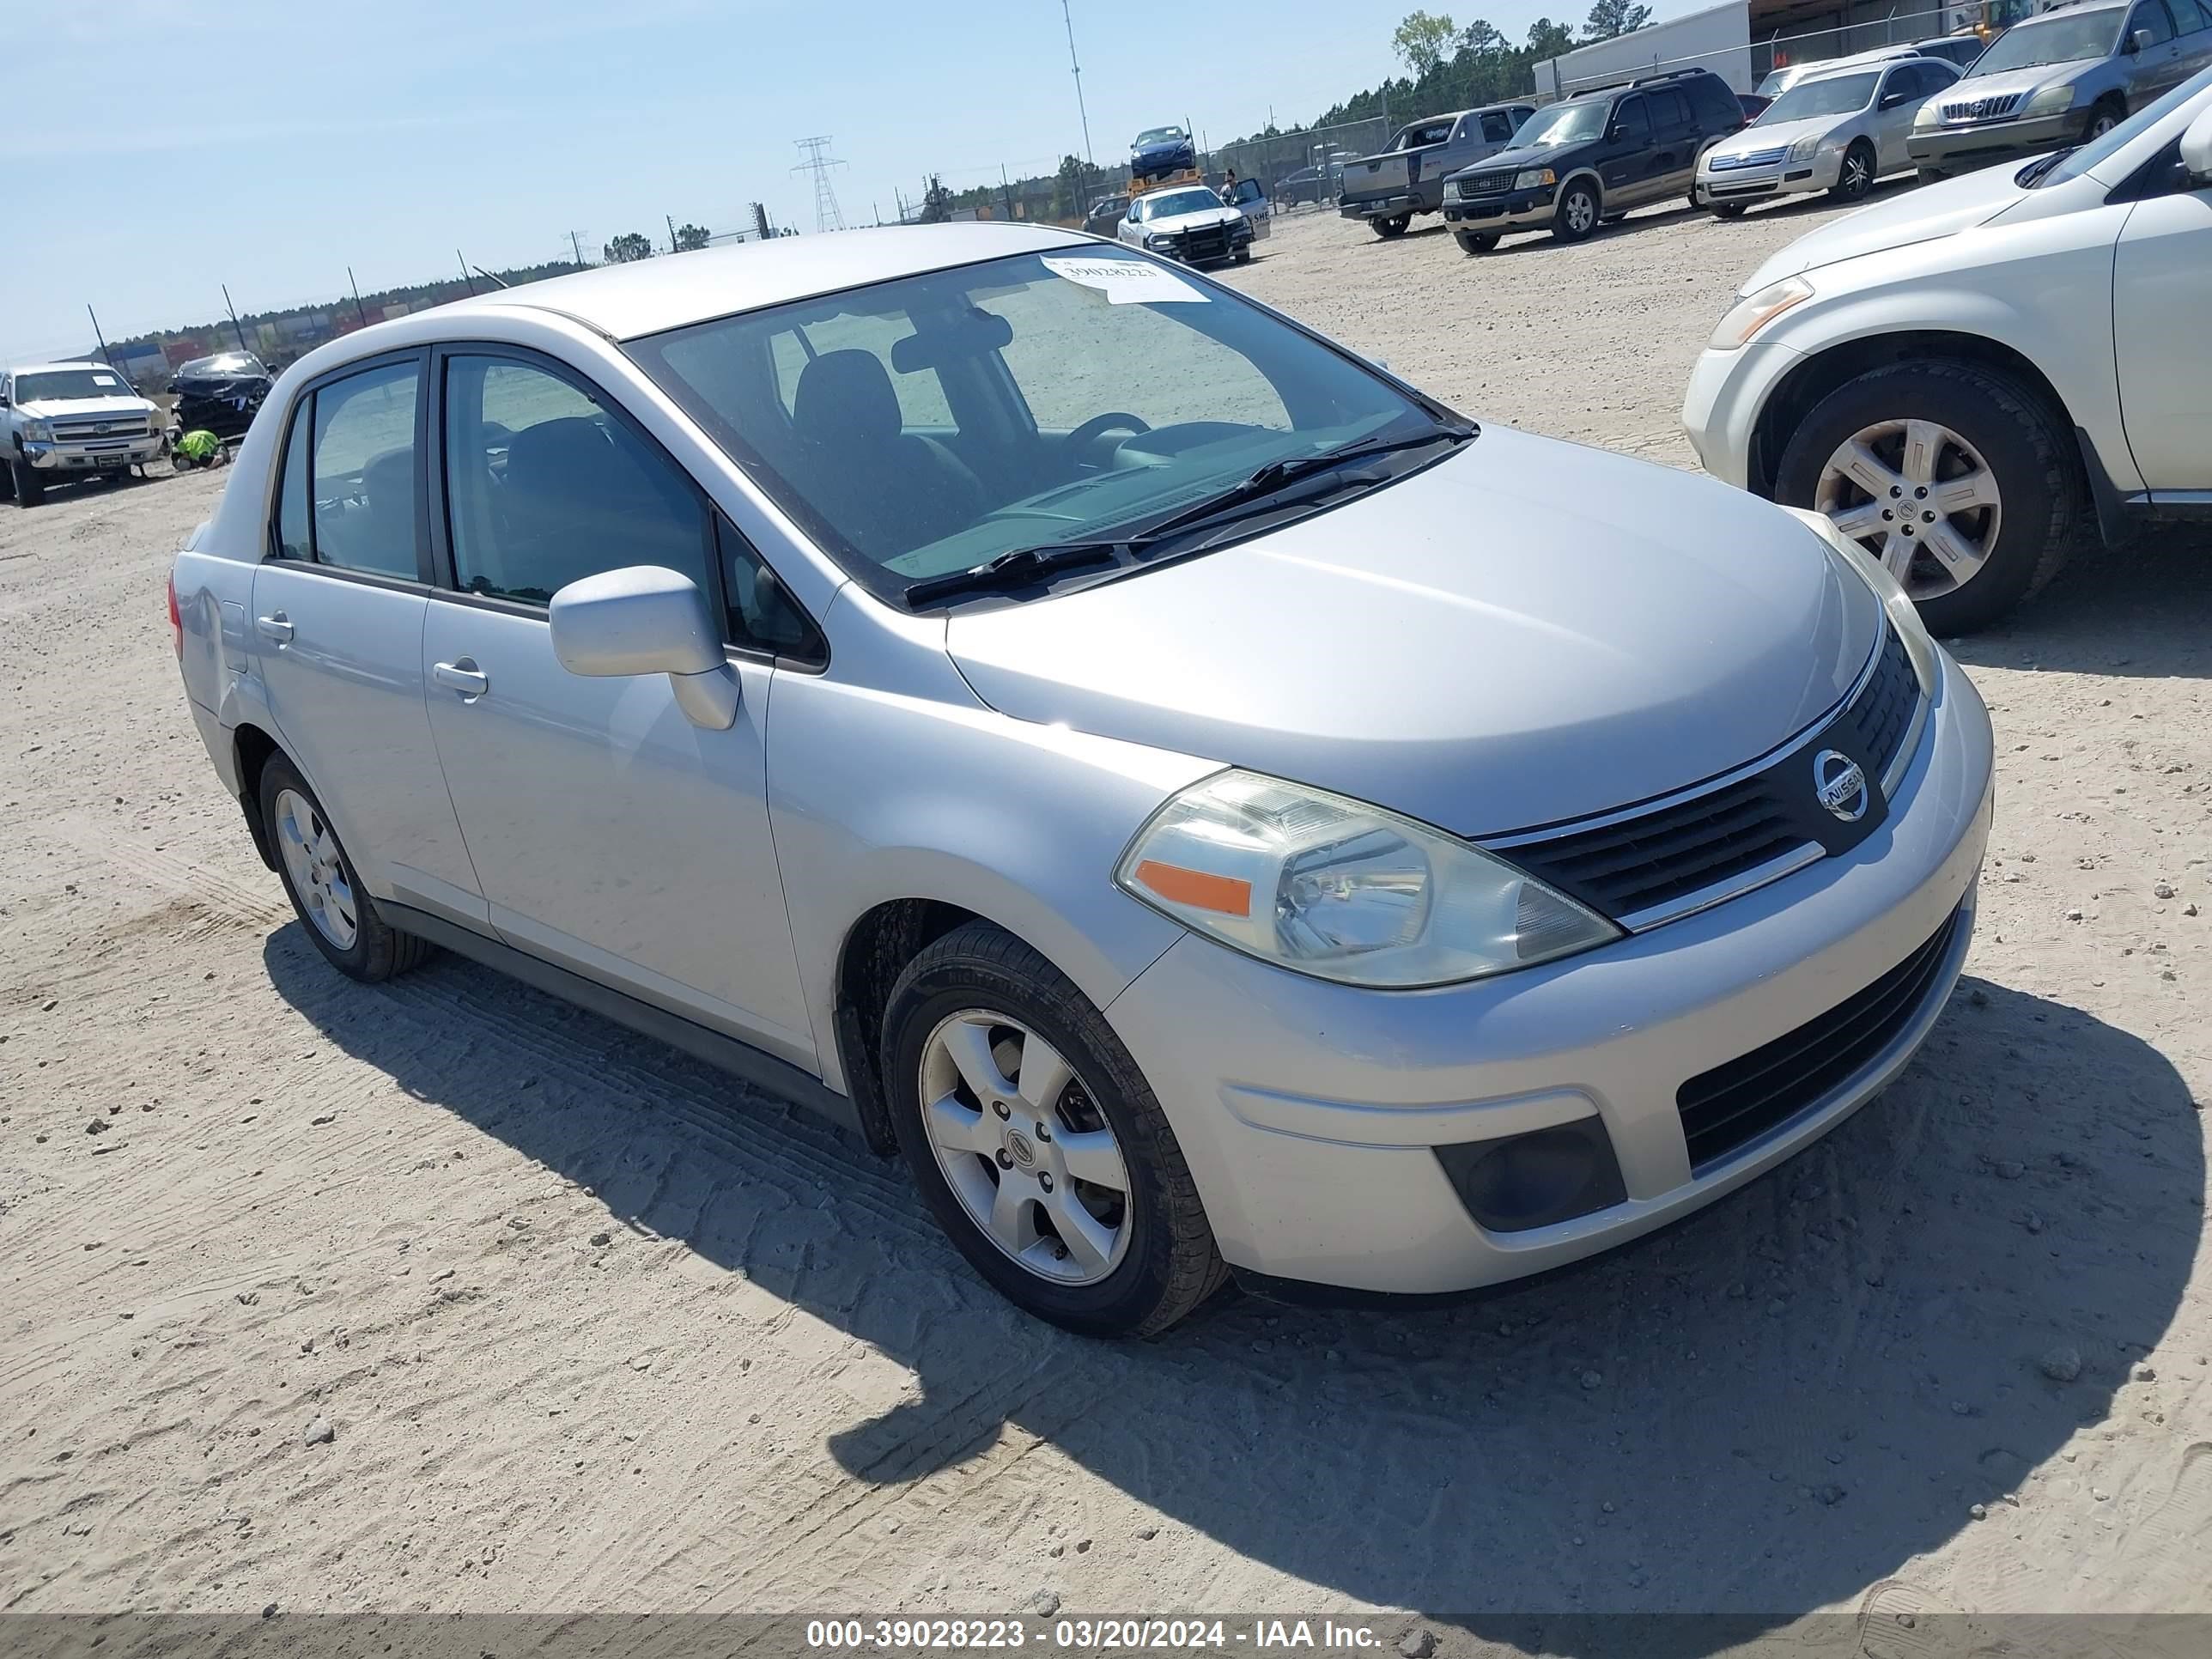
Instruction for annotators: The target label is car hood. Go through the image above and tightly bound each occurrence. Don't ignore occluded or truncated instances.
[1741,159,2027,283]
[1941,58,2101,106]
[16,395,155,421]
[1448,138,1584,177]
[945,427,1881,836]
[1146,204,1242,233]
[1706,113,1854,161]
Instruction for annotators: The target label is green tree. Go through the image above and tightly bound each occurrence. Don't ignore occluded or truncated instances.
[1391,9,1458,76]
[673,222,711,252]
[603,232,654,263]
[1459,18,1509,54]
[1582,0,1652,40]
[918,174,956,224]
[1526,15,1576,56]
[1052,154,1091,218]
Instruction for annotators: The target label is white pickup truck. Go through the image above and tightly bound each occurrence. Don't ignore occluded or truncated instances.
[3,360,164,506]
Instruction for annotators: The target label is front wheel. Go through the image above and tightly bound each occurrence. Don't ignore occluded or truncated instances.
[1710,201,1747,219]
[260,755,434,981]
[1553,180,1599,242]
[9,459,43,507]
[1372,212,1411,239]
[881,921,1226,1337]
[1455,230,1498,253]
[2083,98,2125,140]
[1773,360,2081,635]
[1915,166,1947,185]
[1830,140,1876,203]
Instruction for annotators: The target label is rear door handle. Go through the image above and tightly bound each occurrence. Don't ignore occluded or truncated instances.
[433,659,489,696]
[255,612,293,642]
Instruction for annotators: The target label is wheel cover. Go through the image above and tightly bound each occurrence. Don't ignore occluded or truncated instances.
[1814,417,2002,602]
[2089,112,2118,137]
[1843,149,1872,191]
[273,788,360,950]
[1567,191,1595,233]
[918,1010,1133,1286]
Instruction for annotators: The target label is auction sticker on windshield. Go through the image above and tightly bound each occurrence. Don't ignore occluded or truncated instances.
[1041,255,1207,305]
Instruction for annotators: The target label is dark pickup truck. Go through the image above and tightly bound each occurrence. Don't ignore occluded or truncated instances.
[1335,102,1535,238]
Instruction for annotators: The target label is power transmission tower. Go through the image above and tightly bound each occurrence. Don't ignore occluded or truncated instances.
[791,136,848,233]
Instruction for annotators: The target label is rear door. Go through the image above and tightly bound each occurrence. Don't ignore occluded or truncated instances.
[1648,86,1699,193]
[2170,0,2212,76]
[249,352,487,924]
[2113,174,2212,490]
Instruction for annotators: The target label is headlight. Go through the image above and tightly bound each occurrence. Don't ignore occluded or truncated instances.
[1707,276,1813,350]
[1145,233,1173,249]
[22,418,53,442]
[1514,167,1556,190]
[1913,100,1941,129]
[2022,82,2077,118]
[1784,506,1941,696]
[1788,133,1823,162]
[1115,769,1620,988]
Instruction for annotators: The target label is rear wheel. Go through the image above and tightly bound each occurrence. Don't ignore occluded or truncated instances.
[1553,179,1600,242]
[9,459,43,507]
[1830,139,1876,203]
[881,921,1226,1337]
[260,754,434,981]
[1711,201,1748,218]
[1372,212,1412,239]
[1455,230,1499,253]
[1774,360,2081,635]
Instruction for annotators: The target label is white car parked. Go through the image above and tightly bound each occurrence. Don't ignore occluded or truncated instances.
[1683,65,2212,633]
[1698,56,1963,215]
[1117,185,1257,266]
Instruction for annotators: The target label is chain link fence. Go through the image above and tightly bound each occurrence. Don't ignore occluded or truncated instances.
[1212,117,1394,209]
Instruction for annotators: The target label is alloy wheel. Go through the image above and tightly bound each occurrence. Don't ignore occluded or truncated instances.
[273,787,360,950]
[917,1010,1133,1285]
[1566,191,1595,234]
[1814,417,2002,601]
[1840,148,1873,196]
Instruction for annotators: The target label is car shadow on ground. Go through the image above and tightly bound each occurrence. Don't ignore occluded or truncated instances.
[265,926,2203,1647]
[1464,176,1922,257]
[1942,522,2212,680]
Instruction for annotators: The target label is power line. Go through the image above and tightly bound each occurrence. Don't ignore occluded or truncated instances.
[791,136,848,234]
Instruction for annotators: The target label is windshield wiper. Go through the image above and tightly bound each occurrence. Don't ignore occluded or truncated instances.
[2017,147,2075,186]
[902,542,1126,608]
[1126,423,1476,546]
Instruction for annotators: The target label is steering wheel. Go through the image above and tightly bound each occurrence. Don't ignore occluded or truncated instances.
[1062,411,1152,462]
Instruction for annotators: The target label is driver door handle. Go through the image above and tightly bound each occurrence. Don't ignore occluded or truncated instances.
[255,612,293,642]
[433,659,489,696]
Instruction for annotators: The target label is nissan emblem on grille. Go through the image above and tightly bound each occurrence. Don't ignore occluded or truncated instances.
[1814,750,1869,823]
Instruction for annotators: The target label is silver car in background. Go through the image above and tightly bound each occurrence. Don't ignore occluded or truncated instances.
[172,224,1992,1336]
[1698,56,1962,214]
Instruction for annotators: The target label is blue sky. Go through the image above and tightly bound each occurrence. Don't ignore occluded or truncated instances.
[3,0,1585,362]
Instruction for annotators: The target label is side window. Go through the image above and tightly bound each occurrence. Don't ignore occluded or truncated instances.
[2172,0,2208,31]
[2130,0,2176,45]
[274,398,311,560]
[764,313,954,429]
[441,355,711,606]
[1482,111,1516,143]
[720,518,823,661]
[1653,88,1693,132]
[1612,95,1651,146]
[1692,76,1741,128]
[309,361,420,580]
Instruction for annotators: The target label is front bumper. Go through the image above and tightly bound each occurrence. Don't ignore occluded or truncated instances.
[1340,194,1420,220]
[1107,649,1992,1295]
[1146,226,1253,265]
[1908,110,2079,172]
[21,439,161,471]
[1680,339,1804,489]
[1443,186,1557,232]
[1695,149,1838,206]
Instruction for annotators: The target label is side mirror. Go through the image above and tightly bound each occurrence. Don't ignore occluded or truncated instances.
[2182,106,2212,182]
[549,565,739,730]
[2130,27,2152,51]
[1881,89,1911,109]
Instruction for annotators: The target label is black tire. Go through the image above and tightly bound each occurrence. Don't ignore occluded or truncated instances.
[1455,230,1498,253]
[1711,201,1748,218]
[1773,360,2081,635]
[1372,213,1411,239]
[1915,166,1947,185]
[880,920,1227,1338]
[9,459,43,507]
[1233,247,1252,264]
[2083,98,2125,141]
[1830,139,1876,204]
[1553,179,1600,242]
[258,754,434,982]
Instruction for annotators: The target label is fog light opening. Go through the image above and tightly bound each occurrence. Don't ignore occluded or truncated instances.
[1434,1118,1626,1233]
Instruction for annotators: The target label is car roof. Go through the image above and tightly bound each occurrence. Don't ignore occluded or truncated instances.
[1797,56,1905,82]
[10,360,117,375]
[424,222,1086,343]
[2018,0,2125,15]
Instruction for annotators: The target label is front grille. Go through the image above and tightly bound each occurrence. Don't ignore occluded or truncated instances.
[52,418,149,441]
[1710,146,1786,171]
[1175,226,1231,260]
[1455,170,1515,198]
[1708,180,1782,198]
[1942,91,2022,122]
[1676,908,1962,1169]
[1499,624,1923,925]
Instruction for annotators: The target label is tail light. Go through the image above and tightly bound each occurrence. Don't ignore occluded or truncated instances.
[167,570,183,659]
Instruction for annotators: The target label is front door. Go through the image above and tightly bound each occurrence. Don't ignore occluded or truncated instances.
[1599,94,1656,204]
[417,348,815,1065]
[251,351,486,923]
[2113,180,2212,490]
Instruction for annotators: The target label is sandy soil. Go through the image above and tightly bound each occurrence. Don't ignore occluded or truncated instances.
[3,198,2209,1650]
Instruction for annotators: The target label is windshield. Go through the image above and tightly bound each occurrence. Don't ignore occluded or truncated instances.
[14,368,133,402]
[177,351,266,379]
[1759,70,1881,121]
[1971,9,2122,74]
[1754,66,1798,97]
[1135,127,1184,145]
[2035,62,2212,184]
[627,250,1446,605]
[1145,188,1225,217]
[1513,100,1608,146]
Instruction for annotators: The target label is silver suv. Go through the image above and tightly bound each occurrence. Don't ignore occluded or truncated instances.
[172,226,1992,1334]
[1909,0,2212,178]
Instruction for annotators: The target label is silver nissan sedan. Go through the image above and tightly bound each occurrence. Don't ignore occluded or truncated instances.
[171,224,1992,1335]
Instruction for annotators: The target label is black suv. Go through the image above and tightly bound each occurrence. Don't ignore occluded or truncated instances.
[1440,68,1745,252]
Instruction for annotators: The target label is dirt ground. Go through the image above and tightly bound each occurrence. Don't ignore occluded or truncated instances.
[3,196,2209,1650]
